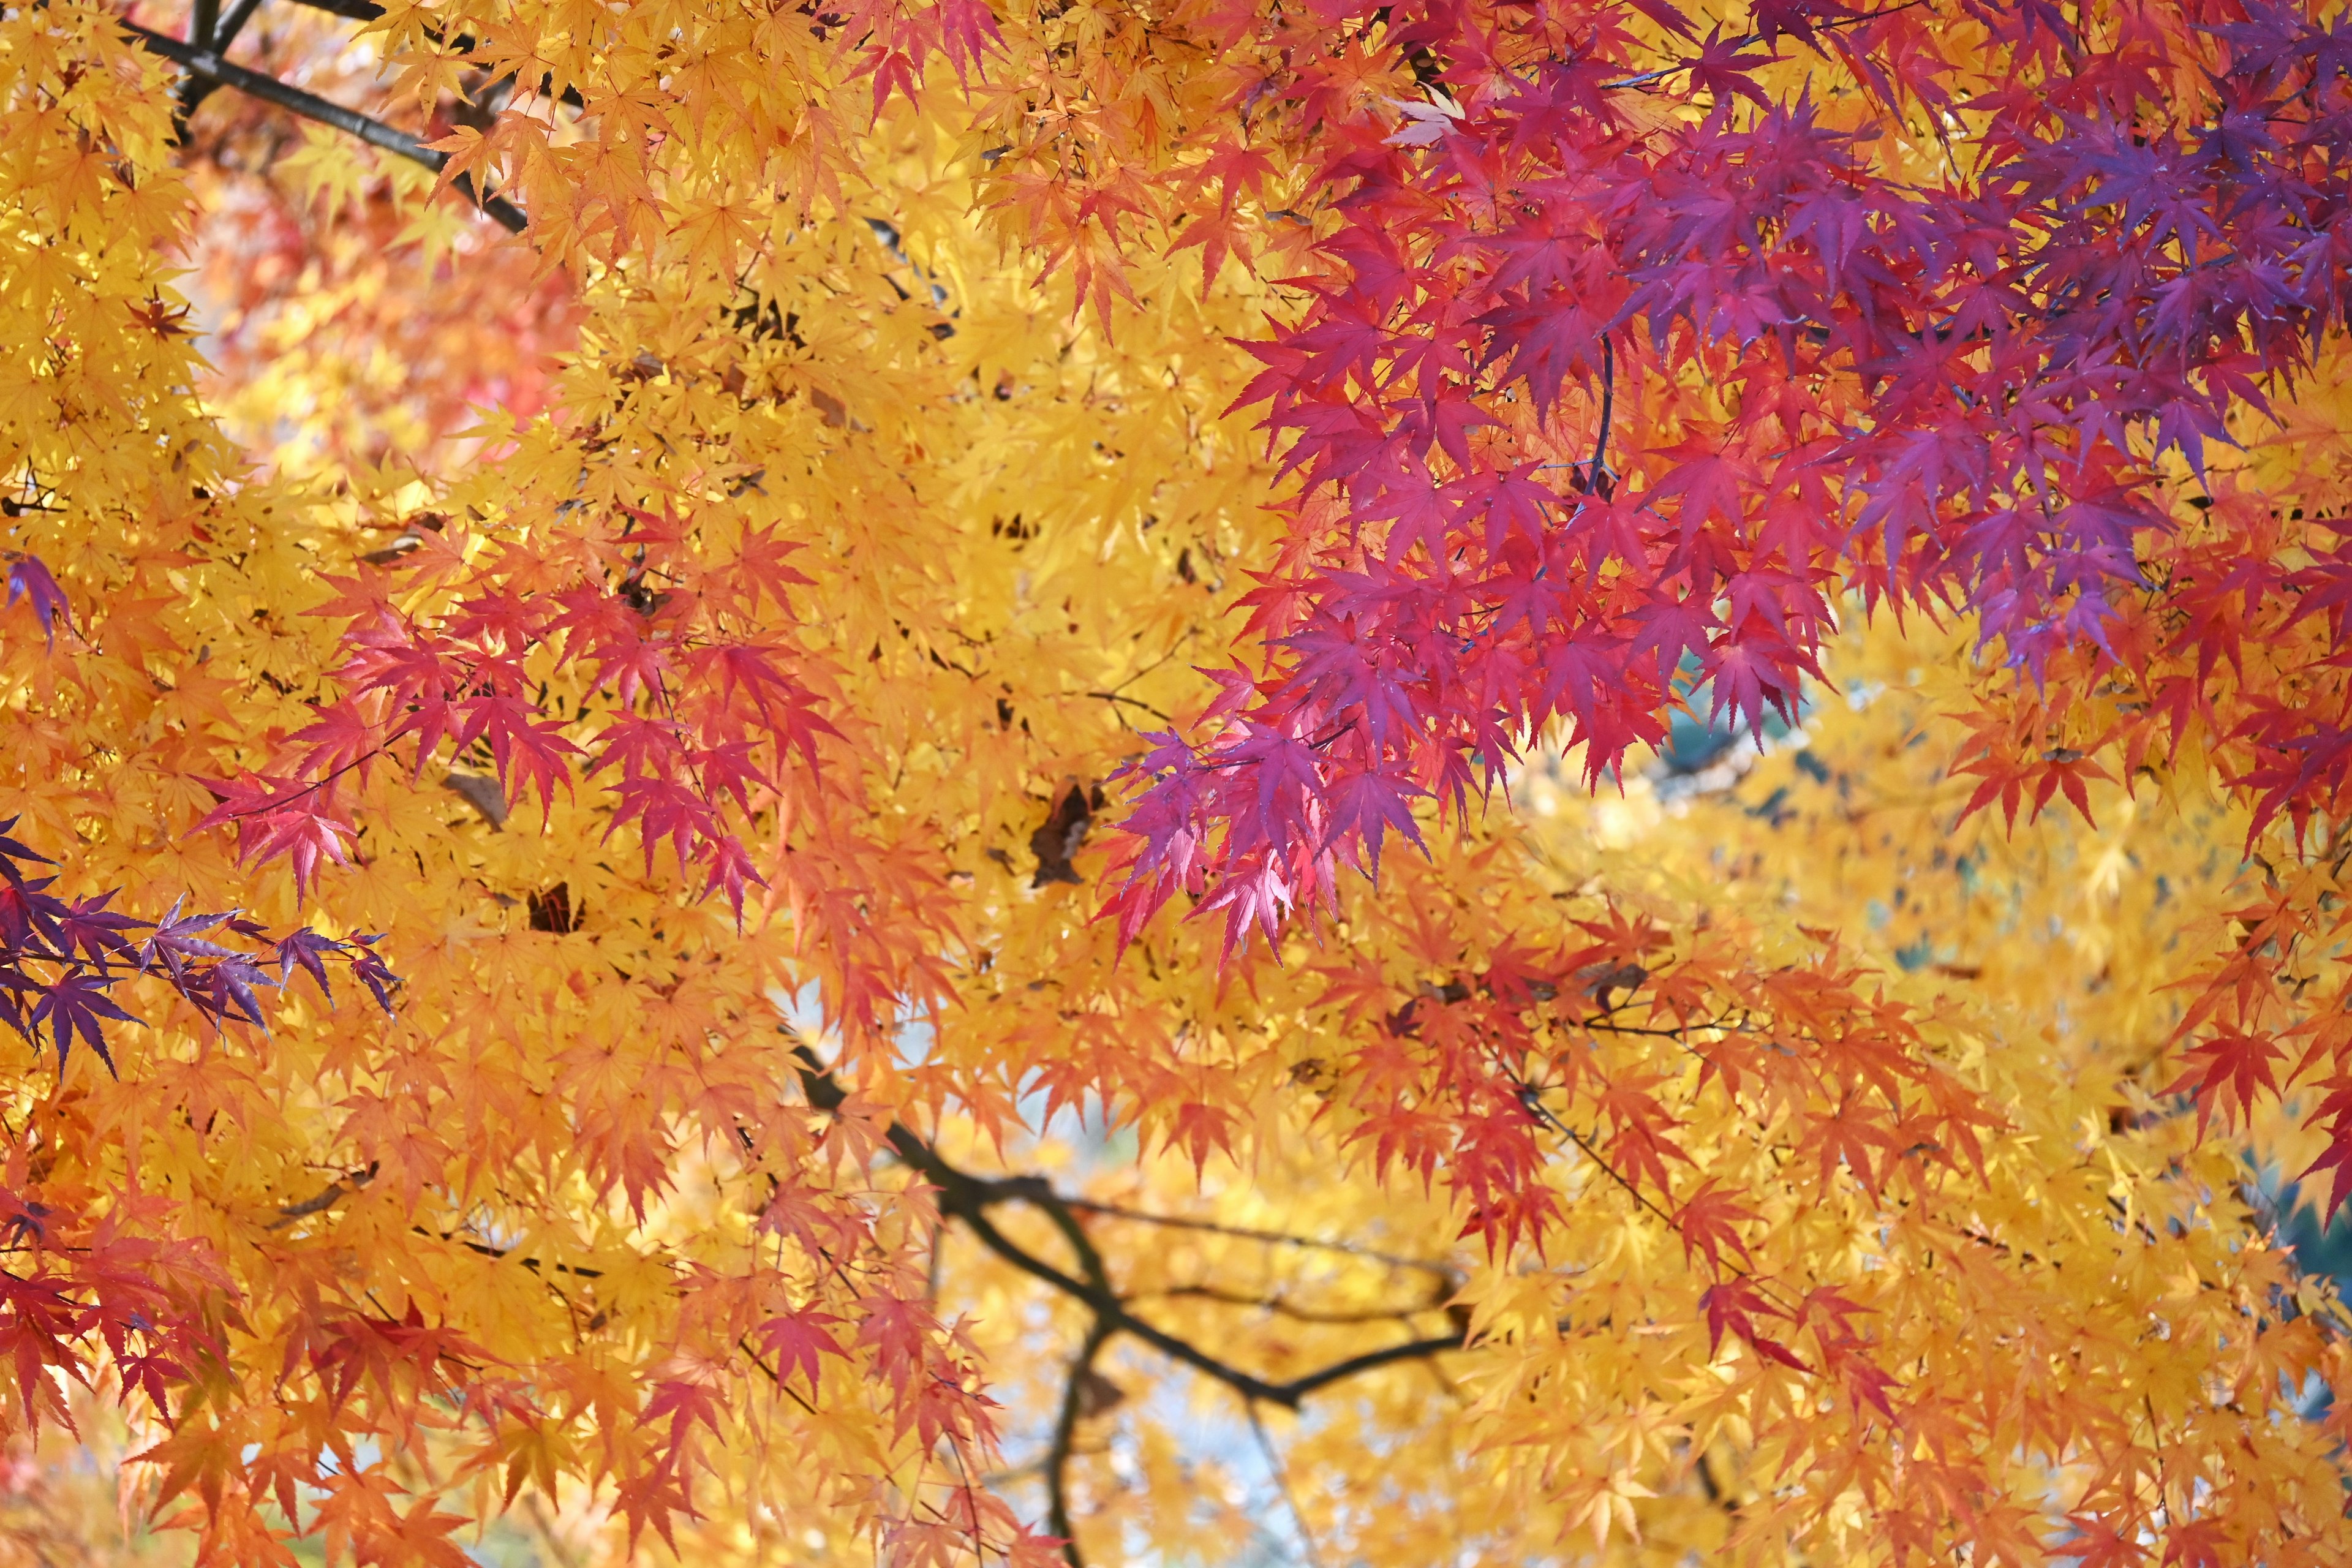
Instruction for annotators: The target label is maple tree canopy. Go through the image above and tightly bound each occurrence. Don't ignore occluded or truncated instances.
[4,0,2352,1560]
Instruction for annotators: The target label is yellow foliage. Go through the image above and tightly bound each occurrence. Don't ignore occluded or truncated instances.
[1,0,2350,1565]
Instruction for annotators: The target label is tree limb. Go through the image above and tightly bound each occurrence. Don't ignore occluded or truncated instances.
[266,1161,375,1228]
[789,1046,1466,1411]
[1149,1283,1442,1325]
[176,0,276,121]
[1244,1403,1325,1568]
[1060,1196,1455,1276]
[1586,332,1615,498]
[1046,1319,1114,1568]
[122,19,529,233]
[276,0,388,22]
[270,0,592,112]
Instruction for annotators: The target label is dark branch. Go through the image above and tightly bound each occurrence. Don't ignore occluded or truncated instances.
[1244,1404,1325,1568]
[424,1227,605,1278]
[266,1161,375,1228]
[176,0,273,120]
[214,0,267,48]
[1061,1196,1455,1276]
[1587,332,1615,498]
[123,20,529,234]
[790,1046,1465,1411]
[1152,1283,1442,1325]
[1272,1333,1466,1403]
[271,0,592,112]
[1046,1320,1113,1568]
[279,0,388,21]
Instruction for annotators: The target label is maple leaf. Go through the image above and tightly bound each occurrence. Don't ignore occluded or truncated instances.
[1674,1182,1758,1276]
[27,970,136,1075]
[0,818,51,884]
[4,557,68,647]
[1166,1100,1239,1175]
[141,898,239,984]
[755,1308,848,1393]
[134,1419,244,1516]
[190,956,280,1030]
[2057,1513,2151,1568]
[2162,1518,2230,1568]
[50,893,143,968]
[194,777,356,899]
[274,929,348,1001]
[1697,1279,1807,1370]
[1383,91,1464,148]
[641,1375,726,1469]
[462,693,580,821]
[606,775,721,877]
[290,699,384,786]
[2165,1028,2285,1132]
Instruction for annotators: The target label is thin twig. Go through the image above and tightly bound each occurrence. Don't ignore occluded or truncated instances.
[1085,690,1176,723]
[1245,1403,1325,1568]
[1515,1084,1681,1231]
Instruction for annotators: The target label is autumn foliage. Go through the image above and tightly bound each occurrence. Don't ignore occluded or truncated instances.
[4,0,2352,1561]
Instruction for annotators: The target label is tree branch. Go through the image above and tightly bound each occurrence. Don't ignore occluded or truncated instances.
[1586,332,1615,498]
[1060,1196,1455,1276]
[270,0,592,111]
[1244,1403,1325,1568]
[122,19,528,234]
[277,0,388,22]
[1046,1319,1113,1568]
[266,1161,375,1228]
[789,1046,1466,1411]
[176,0,273,121]
[215,0,266,48]
[1150,1283,1442,1325]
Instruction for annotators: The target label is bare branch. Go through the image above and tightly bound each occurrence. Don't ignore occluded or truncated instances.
[789,1046,1467,1411]
[422,1227,606,1279]
[1046,1320,1114,1568]
[176,0,268,119]
[1150,1283,1442,1325]
[122,19,528,234]
[1586,332,1615,497]
[1272,1333,1465,1403]
[266,1161,375,1228]
[279,0,388,22]
[1245,1404,1325,1568]
[270,0,593,112]
[1061,1197,1455,1276]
